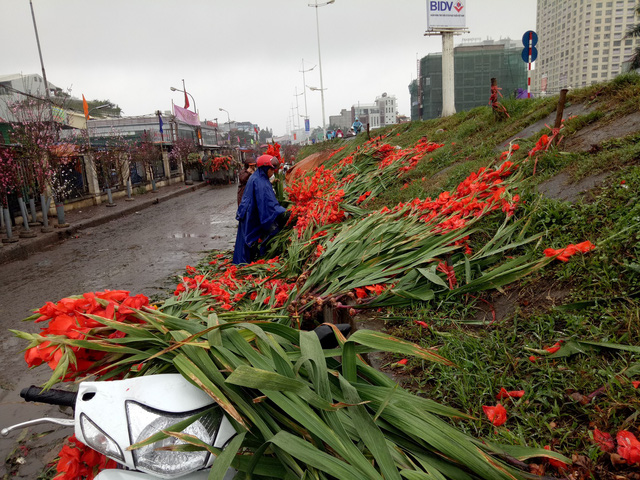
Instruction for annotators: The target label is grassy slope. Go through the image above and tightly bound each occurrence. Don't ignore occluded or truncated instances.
[298,74,640,478]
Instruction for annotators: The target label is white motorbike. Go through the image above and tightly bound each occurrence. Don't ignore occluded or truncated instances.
[2,374,237,479]
[1,324,350,479]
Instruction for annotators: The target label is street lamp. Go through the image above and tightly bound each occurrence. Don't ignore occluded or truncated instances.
[308,0,335,141]
[299,60,316,139]
[170,83,200,146]
[219,108,231,142]
[170,86,197,114]
[87,103,111,118]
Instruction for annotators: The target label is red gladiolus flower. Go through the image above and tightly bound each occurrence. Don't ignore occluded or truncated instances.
[55,435,116,479]
[496,387,525,400]
[482,404,507,426]
[436,261,457,289]
[355,287,368,299]
[365,284,387,295]
[544,241,595,262]
[617,430,640,464]
[26,291,150,380]
[544,341,562,354]
[543,445,568,470]
[632,381,640,389]
[528,355,538,363]
[397,359,408,365]
[593,428,615,452]
[415,320,429,328]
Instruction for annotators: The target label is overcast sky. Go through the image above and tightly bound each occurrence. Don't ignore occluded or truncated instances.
[3,0,536,136]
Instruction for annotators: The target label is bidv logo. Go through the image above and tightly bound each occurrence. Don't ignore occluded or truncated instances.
[430,1,464,13]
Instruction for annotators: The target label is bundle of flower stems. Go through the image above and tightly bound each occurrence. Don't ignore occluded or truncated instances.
[187,136,547,318]
[15,292,566,479]
[15,136,567,479]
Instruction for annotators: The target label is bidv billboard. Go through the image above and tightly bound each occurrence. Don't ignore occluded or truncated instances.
[426,0,467,31]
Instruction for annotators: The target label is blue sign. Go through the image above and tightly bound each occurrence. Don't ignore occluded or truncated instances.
[304,118,310,132]
[522,30,538,47]
[522,30,538,63]
[522,46,538,63]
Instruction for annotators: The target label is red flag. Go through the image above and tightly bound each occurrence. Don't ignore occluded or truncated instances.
[82,94,89,120]
[183,90,190,110]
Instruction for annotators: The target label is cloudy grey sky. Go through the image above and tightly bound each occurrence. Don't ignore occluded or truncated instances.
[3,0,536,136]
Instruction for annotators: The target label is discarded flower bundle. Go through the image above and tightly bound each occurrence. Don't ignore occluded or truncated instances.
[285,165,346,237]
[204,154,232,173]
[284,135,447,238]
[174,254,296,312]
[15,296,567,480]
[20,290,150,385]
[54,434,117,480]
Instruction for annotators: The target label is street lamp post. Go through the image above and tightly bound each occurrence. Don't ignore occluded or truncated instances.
[219,108,231,144]
[306,85,328,141]
[170,86,197,115]
[299,60,316,144]
[308,0,334,142]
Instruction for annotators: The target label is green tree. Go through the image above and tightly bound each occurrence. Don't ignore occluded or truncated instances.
[259,128,272,144]
[626,5,640,69]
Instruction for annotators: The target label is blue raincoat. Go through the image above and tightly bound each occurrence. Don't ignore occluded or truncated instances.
[233,166,286,265]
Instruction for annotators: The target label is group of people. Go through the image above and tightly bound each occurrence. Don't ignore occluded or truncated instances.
[233,154,290,265]
[325,117,364,140]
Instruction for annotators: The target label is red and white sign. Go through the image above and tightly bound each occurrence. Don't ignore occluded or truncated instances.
[426,0,466,31]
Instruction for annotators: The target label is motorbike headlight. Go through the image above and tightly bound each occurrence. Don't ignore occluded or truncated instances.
[80,413,124,461]
[126,401,222,478]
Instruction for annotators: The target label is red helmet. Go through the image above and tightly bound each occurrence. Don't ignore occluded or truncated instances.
[256,154,275,168]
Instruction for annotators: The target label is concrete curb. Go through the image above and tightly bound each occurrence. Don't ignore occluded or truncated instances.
[0,182,210,265]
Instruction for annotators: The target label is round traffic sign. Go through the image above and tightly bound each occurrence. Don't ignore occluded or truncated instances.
[522,30,538,47]
[521,46,538,63]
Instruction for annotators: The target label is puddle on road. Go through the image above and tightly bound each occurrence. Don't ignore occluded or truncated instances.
[170,233,203,238]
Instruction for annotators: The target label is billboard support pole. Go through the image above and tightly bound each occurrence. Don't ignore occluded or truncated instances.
[425,28,468,118]
[441,31,456,116]
[424,0,468,118]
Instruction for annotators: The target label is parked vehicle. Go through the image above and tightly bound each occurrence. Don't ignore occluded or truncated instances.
[1,324,350,479]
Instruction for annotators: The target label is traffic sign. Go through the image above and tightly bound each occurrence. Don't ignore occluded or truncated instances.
[522,30,538,47]
[522,46,538,63]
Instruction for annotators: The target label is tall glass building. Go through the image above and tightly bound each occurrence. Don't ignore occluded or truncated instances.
[410,39,527,120]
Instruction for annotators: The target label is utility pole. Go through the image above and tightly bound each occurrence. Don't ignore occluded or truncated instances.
[29,0,50,102]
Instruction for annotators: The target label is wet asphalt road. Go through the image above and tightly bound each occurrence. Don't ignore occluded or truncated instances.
[0,184,238,478]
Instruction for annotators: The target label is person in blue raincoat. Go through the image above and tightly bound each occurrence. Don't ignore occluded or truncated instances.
[233,155,290,265]
[352,117,363,135]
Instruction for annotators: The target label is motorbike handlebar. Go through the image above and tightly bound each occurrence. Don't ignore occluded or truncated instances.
[20,386,77,408]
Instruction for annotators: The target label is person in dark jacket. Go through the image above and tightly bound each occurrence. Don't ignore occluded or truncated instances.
[237,159,256,205]
[233,155,290,265]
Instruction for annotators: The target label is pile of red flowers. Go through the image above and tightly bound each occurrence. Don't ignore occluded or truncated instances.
[285,165,346,238]
[593,429,640,465]
[54,435,116,480]
[174,255,296,311]
[26,290,149,379]
[205,155,232,173]
[375,137,444,173]
[383,159,521,236]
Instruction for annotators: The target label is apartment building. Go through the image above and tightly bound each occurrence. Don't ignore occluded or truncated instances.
[375,93,398,127]
[533,0,640,94]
